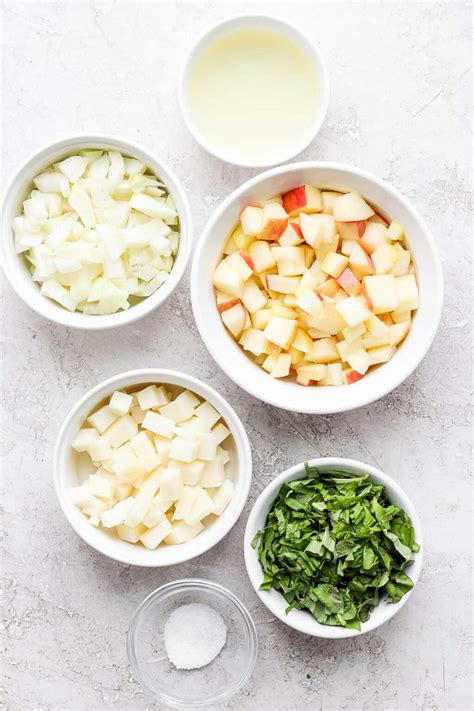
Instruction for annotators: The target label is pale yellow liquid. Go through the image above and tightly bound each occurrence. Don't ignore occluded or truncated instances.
[188,29,319,164]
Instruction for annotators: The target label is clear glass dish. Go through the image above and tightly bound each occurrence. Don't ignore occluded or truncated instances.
[127,578,258,708]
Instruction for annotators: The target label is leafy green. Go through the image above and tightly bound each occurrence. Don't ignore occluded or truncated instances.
[252,464,419,630]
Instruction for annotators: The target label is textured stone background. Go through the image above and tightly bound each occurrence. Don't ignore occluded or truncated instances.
[1,1,472,709]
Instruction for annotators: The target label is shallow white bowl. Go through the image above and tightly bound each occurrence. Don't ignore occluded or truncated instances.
[244,457,423,638]
[54,369,252,566]
[1,135,192,329]
[191,161,443,414]
[179,14,329,167]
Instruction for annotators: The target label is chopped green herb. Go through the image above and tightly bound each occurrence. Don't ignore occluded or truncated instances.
[252,464,419,630]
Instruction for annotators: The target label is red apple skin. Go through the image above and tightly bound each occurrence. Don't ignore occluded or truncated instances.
[282,186,307,214]
[290,221,303,238]
[239,252,254,270]
[337,267,362,295]
[346,370,364,384]
[260,218,288,241]
[315,292,324,301]
[356,221,366,237]
[217,298,240,313]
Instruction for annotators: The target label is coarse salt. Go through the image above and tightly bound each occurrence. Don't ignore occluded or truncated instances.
[163,603,227,670]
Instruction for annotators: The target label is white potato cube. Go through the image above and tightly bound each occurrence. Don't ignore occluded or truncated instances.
[115,483,134,501]
[72,428,98,452]
[196,433,218,461]
[87,405,118,434]
[109,390,133,416]
[159,391,198,423]
[200,458,226,488]
[187,487,214,525]
[194,401,221,429]
[70,483,92,507]
[100,497,134,528]
[142,411,175,438]
[173,486,199,521]
[153,435,171,464]
[142,505,165,529]
[117,523,146,543]
[180,460,205,486]
[153,491,174,513]
[164,520,204,545]
[212,480,234,516]
[140,518,172,549]
[212,423,231,446]
[174,417,210,440]
[87,437,113,462]
[130,406,146,425]
[81,496,109,517]
[103,414,138,449]
[136,384,169,410]
[169,437,199,463]
[40,279,78,312]
[111,452,147,483]
[156,466,183,500]
[88,474,115,501]
[130,431,156,460]
[124,491,154,528]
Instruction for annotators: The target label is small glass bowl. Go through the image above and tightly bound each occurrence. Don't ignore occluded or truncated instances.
[127,579,258,708]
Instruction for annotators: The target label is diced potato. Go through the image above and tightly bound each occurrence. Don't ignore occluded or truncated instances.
[117,523,146,543]
[194,401,220,429]
[72,428,99,452]
[180,460,206,486]
[159,391,197,423]
[164,520,204,545]
[100,497,134,528]
[168,437,199,463]
[87,405,118,434]
[186,487,214,525]
[140,518,172,549]
[211,480,234,515]
[109,390,133,416]
[136,384,169,410]
[156,466,183,500]
[173,486,199,521]
[142,411,175,438]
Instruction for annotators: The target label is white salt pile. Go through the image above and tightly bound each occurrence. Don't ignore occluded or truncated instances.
[163,603,227,670]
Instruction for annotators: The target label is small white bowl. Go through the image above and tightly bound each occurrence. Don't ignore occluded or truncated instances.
[191,161,443,414]
[179,14,329,168]
[53,369,252,566]
[244,457,423,638]
[1,135,192,329]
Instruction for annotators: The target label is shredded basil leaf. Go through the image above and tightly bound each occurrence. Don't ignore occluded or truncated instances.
[252,466,419,630]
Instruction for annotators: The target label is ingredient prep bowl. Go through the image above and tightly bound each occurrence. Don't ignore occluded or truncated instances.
[191,161,443,413]
[244,457,423,638]
[54,369,252,566]
[1,135,192,329]
[127,579,258,708]
[179,14,329,167]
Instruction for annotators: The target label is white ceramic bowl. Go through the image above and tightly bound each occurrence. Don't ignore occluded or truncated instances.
[1,135,192,329]
[244,457,423,638]
[191,162,443,414]
[54,369,252,566]
[179,15,329,167]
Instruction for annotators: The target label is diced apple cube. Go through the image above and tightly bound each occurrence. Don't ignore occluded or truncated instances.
[291,328,313,354]
[239,328,269,355]
[221,302,246,338]
[263,317,297,349]
[362,334,390,349]
[257,203,289,241]
[349,242,375,278]
[372,243,398,274]
[336,221,366,241]
[342,323,366,342]
[347,348,370,374]
[395,275,419,311]
[40,279,78,312]
[336,267,361,296]
[335,296,371,327]
[226,252,254,281]
[321,251,349,278]
[270,353,291,378]
[265,274,300,294]
[387,219,404,241]
[70,483,93,507]
[307,337,339,364]
[336,337,363,362]
[321,191,342,215]
[213,260,243,298]
[278,221,304,246]
[389,321,410,346]
[344,370,365,385]
[240,206,264,235]
[296,364,327,385]
[232,225,254,250]
[282,184,322,216]
[320,362,343,386]
[392,309,412,324]
[248,240,275,272]
[109,390,133,416]
[363,275,398,314]
[308,302,346,335]
[136,384,169,410]
[139,518,172,549]
[367,345,396,366]
[366,313,390,338]
[333,192,375,222]
[164,520,204,545]
[142,411,175,438]
[295,289,323,317]
[360,222,389,253]
[242,280,267,313]
[390,245,411,276]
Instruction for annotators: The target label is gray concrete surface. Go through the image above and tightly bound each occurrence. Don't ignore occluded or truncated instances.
[1,2,472,709]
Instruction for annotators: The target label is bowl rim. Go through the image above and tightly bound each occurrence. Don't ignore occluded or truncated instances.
[190,160,444,414]
[1,133,193,330]
[127,578,258,708]
[178,13,330,168]
[53,368,252,567]
[244,456,424,639]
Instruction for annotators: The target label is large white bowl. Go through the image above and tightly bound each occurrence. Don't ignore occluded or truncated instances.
[1,135,192,329]
[244,457,423,638]
[54,369,252,567]
[179,14,329,168]
[191,162,443,414]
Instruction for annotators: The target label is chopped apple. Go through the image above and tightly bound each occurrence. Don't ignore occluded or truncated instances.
[307,337,339,364]
[213,260,243,298]
[389,321,410,346]
[258,203,289,241]
[337,267,361,296]
[333,192,375,222]
[300,213,336,248]
[316,278,339,298]
[270,353,291,378]
[345,369,365,384]
[276,259,305,277]
[372,243,398,274]
[360,222,389,253]
[366,313,390,338]
[390,244,411,276]
[221,302,246,338]
[217,297,240,313]
[347,348,370,374]
[278,221,304,245]
[321,191,343,215]
[395,275,419,311]
[336,221,366,241]
[282,184,322,215]
[342,323,366,343]
[392,309,412,324]
[226,252,253,281]
[321,251,349,278]
[319,362,343,386]
[308,302,346,335]
[367,345,396,366]
[241,279,267,313]
[296,289,323,316]
[387,219,404,241]
[248,240,276,272]
[271,245,306,264]
[363,275,398,314]
[349,242,375,278]
[239,327,270,355]
[265,274,300,294]
[263,317,297,349]
[296,363,327,385]
[336,296,371,327]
